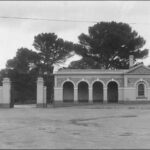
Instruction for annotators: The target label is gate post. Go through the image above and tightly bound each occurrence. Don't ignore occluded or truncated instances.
[36,77,45,107]
[1,77,11,108]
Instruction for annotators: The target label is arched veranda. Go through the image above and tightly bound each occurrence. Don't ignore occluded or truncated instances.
[78,81,89,102]
[107,81,118,103]
[63,81,74,102]
[93,81,103,103]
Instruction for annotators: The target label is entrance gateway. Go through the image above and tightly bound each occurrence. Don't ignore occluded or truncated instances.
[54,55,150,104]
[0,77,47,108]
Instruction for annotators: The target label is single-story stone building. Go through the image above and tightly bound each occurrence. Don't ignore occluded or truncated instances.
[54,55,150,103]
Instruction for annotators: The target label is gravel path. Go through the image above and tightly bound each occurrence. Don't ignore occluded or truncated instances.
[0,104,150,148]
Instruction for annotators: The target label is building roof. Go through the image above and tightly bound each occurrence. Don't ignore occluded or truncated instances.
[54,64,150,75]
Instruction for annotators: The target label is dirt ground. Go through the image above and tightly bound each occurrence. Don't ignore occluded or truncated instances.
[1,104,150,149]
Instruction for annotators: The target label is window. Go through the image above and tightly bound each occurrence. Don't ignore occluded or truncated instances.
[138,83,145,97]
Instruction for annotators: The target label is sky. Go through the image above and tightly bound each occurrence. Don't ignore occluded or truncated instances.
[0,1,150,70]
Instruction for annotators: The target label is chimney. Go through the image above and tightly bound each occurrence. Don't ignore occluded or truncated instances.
[129,55,134,68]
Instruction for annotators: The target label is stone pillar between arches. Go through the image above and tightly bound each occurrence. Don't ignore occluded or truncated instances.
[74,88,78,103]
[89,87,93,104]
[103,87,107,103]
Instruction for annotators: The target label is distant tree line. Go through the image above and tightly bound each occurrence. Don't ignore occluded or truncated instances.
[0,21,149,104]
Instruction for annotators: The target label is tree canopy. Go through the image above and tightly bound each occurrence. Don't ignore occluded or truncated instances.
[69,21,149,69]
[33,33,75,74]
[6,47,40,74]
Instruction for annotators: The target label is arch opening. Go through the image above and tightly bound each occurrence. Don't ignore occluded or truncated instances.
[63,81,74,102]
[107,81,118,103]
[93,82,103,103]
[78,81,89,102]
[137,83,145,97]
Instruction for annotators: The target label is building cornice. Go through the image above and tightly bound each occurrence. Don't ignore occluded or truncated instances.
[54,69,128,75]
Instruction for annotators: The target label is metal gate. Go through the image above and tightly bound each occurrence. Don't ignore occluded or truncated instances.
[10,80,37,107]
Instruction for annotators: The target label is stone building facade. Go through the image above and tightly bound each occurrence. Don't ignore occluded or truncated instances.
[54,56,150,104]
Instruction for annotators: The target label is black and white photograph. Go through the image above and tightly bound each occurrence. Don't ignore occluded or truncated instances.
[0,1,150,149]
